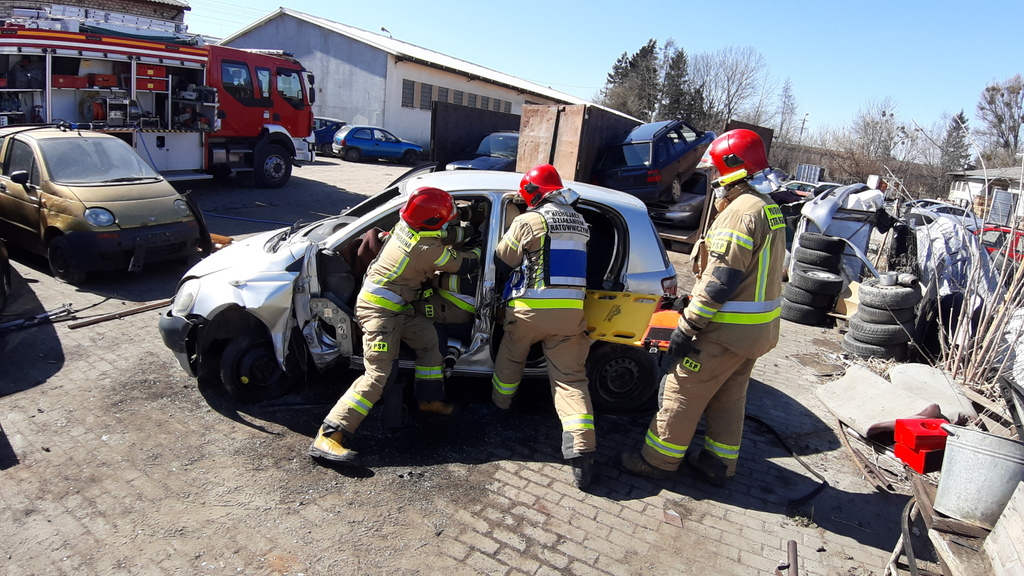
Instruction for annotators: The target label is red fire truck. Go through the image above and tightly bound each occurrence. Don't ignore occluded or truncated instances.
[0,22,315,187]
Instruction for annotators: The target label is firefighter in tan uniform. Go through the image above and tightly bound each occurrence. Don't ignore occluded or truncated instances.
[492,164,596,489]
[310,187,480,466]
[620,129,786,485]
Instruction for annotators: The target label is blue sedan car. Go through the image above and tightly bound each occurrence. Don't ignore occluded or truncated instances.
[591,119,714,203]
[332,125,423,165]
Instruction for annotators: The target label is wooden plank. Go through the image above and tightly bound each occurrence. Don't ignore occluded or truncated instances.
[516,104,559,172]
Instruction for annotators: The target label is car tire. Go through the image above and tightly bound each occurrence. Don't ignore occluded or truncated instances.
[848,316,914,345]
[666,175,684,203]
[219,335,297,403]
[253,144,291,189]
[783,284,836,308]
[789,267,844,295]
[586,342,658,413]
[318,142,333,157]
[797,232,846,255]
[343,147,362,163]
[793,246,843,269]
[858,278,922,310]
[854,304,915,324]
[781,299,830,326]
[401,150,420,165]
[47,235,87,285]
[841,332,907,361]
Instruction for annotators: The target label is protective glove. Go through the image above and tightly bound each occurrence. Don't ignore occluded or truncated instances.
[666,328,693,358]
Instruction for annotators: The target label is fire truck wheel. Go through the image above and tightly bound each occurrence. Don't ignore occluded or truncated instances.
[254,144,291,188]
[47,236,87,285]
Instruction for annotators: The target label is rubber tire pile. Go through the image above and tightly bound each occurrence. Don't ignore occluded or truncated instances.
[842,277,921,361]
[782,233,846,326]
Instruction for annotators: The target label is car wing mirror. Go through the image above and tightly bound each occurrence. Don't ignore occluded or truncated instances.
[10,170,29,186]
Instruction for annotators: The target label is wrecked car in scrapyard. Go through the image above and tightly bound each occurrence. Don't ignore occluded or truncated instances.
[158,166,679,412]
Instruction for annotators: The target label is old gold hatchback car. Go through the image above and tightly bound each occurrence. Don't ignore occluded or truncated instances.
[0,125,203,284]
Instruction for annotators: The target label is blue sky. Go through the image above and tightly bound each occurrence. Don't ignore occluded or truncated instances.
[183,0,1024,133]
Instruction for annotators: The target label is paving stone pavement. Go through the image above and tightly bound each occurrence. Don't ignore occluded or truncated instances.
[0,259,906,576]
[0,164,908,576]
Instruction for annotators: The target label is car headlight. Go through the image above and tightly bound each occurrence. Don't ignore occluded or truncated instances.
[173,199,193,217]
[171,279,201,316]
[83,207,115,227]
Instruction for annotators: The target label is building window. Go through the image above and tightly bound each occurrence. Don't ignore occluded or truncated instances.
[402,79,415,108]
[492,98,501,111]
[420,83,433,110]
[467,93,477,108]
[504,101,511,113]
[453,90,464,105]
[437,87,449,103]
[480,96,490,110]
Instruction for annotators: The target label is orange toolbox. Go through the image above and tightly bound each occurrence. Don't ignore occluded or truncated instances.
[138,65,167,78]
[136,78,168,92]
[87,73,118,87]
[53,75,87,88]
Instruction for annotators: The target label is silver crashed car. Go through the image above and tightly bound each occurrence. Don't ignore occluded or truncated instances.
[158,166,679,412]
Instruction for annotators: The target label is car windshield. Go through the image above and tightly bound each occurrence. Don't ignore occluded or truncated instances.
[39,137,160,184]
[596,142,652,170]
[475,134,519,158]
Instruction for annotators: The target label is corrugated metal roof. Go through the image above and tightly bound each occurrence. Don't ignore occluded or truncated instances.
[220,8,592,106]
[956,167,1024,181]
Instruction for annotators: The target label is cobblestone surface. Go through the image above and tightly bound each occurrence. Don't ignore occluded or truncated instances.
[0,159,904,575]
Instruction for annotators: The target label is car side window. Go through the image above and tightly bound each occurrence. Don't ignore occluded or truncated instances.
[222,61,254,100]
[352,128,372,140]
[6,139,38,186]
[255,67,272,98]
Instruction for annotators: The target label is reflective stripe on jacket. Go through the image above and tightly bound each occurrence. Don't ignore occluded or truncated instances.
[358,221,478,311]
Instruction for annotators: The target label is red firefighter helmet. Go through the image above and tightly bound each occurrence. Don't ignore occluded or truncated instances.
[400,187,457,231]
[519,164,564,207]
[706,129,770,185]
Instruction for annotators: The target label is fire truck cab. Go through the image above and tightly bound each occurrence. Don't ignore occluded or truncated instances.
[0,22,315,188]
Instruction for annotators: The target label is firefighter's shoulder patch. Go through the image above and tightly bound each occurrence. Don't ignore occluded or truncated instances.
[682,357,701,372]
[764,204,786,230]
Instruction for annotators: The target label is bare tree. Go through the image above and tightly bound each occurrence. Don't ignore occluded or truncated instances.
[690,46,767,131]
[976,74,1024,166]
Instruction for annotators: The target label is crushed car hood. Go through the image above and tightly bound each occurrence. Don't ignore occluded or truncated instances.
[185,227,311,279]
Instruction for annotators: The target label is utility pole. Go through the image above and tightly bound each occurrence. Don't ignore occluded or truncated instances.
[799,113,809,145]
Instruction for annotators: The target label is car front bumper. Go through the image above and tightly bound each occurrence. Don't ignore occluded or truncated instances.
[158,308,201,377]
[66,220,200,272]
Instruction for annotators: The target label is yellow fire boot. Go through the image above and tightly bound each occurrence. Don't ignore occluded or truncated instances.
[418,400,456,416]
[308,423,360,465]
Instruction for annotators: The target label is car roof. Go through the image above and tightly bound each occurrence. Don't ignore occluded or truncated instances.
[0,126,115,141]
[398,169,649,212]
[619,120,678,143]
[315,117,344,123]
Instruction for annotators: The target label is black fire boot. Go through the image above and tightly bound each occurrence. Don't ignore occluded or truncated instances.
[619,452,670,480]
[685,449,730,487]
[569,454,595,489]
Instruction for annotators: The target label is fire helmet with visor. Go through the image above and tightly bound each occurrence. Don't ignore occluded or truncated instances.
[519,163,564,208]
[400,187,458,231]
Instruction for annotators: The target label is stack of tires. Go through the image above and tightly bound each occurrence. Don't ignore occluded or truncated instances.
[842,276,921,361]
[782,233,846,326]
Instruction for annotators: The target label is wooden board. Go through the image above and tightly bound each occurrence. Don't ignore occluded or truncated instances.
[515,104,637,181]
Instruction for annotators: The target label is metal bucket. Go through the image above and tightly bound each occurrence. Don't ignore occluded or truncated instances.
[933,424,1024,529]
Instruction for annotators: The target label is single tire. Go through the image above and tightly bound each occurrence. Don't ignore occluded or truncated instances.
[793,246,842,269]
[848,316,913,345]
[789,267,844,295]
[666,175,684,203]
[781,299,830,326]
[400,149,420,165]
[854,304,915,324]
[219,335,297,403]
[343,147,362,162]
[318,142,333,157]
[797,232,846,255]
[253,144,291,188]
[586,342,658,413]
[783,284,836,308]
[47,235,87,285]
[859,278,922,310]
[842,332,907,361]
